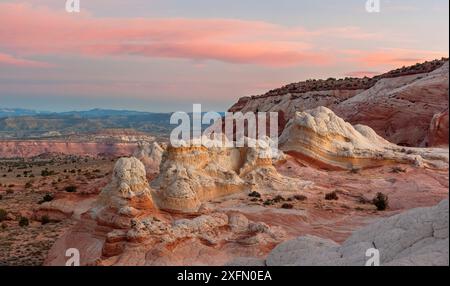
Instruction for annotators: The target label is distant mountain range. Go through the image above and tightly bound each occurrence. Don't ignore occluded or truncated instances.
[0,108,156,118]
[0,108,222,139]
[0,108,51,118]
[0,108,174,139]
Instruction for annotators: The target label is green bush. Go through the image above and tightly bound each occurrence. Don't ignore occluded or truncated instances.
[263,199,274,206]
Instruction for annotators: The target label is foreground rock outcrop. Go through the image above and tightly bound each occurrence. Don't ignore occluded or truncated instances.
[265,199,448,266]
[279,106,449,170]
[151,139,311,213]
[44,157,287,265]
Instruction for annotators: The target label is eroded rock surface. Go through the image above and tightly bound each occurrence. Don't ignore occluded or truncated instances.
[229,60,449,147]
[133,141,166,179]
[152,140,311,213]
[279,106,449,170]
[266,199,449,266]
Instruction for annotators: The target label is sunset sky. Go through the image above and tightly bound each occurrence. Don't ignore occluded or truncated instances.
[0,0,448,112]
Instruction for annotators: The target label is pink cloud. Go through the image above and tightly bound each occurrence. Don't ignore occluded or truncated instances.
[0,3,446,69]
[0,52,52,67]
[343,49,447,67]
[0,3,332,67]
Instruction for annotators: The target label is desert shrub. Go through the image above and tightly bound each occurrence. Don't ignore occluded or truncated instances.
[0,209,7,222]
[25,181,33,188]
[357,196,371,204]
[293,194,307,201]
[373,192,389,211]
[19,217,29,227]
[281,203,294,209]
[41,169,49,176]
[390,167,406,174]
[263,199,274,206]
[1,223,6,229]
[0,194,2,200]
[248,191,261,198]
[325,191,339,201]
[6,189,14,194]
[349,168,360,174]
[41,215,50,225]
[39,193,54,204]
[65,186,77,193]
[273,195,285,203]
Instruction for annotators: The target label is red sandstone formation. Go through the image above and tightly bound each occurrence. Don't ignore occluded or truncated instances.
[229,59,449,147]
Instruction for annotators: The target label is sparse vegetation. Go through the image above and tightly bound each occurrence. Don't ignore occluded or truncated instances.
[19,217,29,227]
[259,58,448,98]
[248,191,261,198]
[293,194,307,201]
[273,195,285,203]
[390,166,406,174]
[263,199,274,206]
[325,191,339,201]
[64,185,77,193]
[0,209,7,222]
[38,193,54,204]
[373,192,389,211]
[281,203,294,209]
[41,215,51,225]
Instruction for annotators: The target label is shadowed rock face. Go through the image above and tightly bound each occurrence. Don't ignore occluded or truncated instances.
[427,109,449,147]
[334,62,449,147]
[133,141,166,179]
[279,106,449,170]
[229,60,449,147]
[264,199,449,266]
